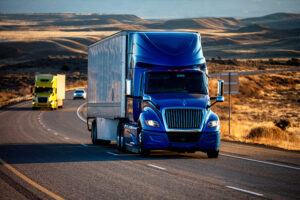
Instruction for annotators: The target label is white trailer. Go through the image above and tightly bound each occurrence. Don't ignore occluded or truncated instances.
[87,32,127,143]
[56,74,66,108]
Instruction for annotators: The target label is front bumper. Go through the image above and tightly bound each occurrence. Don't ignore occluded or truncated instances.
[142,130,220,152]
[32,102,52,108]
[73,95,85,99]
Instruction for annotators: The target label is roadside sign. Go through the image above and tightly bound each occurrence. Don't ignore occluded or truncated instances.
[220,72,239,136]
[220,72,239,94]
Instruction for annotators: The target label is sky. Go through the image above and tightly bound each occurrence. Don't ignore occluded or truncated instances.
[0,0,299,19]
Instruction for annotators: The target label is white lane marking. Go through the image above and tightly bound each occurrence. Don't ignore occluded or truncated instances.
[147,164,166,171]
[226,186,263,197]
[221,153,300,171]
[106,152,119,156]
[81,144,88,147]
[77,102,87,123]
[47,129,51,131]
[64,137,70,140]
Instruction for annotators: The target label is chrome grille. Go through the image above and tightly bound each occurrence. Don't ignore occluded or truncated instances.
[38,97,48,103]
[164,108,202,129]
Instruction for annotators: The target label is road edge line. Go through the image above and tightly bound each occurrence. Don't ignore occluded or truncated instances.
[220,153,300,170]
[76,102,87,123]
[0,157,65,200]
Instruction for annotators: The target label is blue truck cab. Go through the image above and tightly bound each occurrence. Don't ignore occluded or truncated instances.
[87,31,224,158]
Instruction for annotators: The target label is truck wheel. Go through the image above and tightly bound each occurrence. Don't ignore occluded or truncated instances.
[91,120,98,145]
[207,150,219,158]
[116,123,125,152]
[138,131,150,157]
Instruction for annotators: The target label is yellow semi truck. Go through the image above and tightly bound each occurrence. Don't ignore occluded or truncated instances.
[32,74,65,110]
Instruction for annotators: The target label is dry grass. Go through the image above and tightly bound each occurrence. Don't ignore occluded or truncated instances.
[210,71,300,150]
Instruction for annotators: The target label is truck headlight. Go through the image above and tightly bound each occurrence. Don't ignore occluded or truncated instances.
[145,120,160,128]
[207,120,219,128]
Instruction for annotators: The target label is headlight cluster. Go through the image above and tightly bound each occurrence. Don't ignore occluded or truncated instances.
[145,120,160,128]
[207,120,219,128]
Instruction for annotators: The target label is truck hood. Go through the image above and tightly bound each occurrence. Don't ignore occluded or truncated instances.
[148,93,209,110]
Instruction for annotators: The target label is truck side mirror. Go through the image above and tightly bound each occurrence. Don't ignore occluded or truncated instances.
[126,79,132,96]
[217,79,224,102]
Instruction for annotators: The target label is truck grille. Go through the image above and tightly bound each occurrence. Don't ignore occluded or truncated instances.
[38,97,48,103]
[164,108,202,129]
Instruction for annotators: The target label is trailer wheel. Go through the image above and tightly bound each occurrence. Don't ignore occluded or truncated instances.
[116,123,125,152]
[91,120,98,145]
[207,150,219,158]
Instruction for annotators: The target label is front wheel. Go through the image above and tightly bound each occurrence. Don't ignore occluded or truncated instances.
[138,130,150,157]
[207,150,219,158]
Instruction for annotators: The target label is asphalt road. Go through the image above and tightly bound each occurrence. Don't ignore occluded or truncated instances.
[0,91,299,200]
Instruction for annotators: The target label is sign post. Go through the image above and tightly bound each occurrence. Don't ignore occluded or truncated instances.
[220,72,239,136]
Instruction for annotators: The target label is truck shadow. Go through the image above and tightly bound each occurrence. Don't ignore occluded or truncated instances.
[0,143,208,165]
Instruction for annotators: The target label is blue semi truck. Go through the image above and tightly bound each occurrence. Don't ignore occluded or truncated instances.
[87,31,224,158]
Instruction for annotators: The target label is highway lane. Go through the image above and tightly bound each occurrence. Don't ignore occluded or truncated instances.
[0,91,299,199]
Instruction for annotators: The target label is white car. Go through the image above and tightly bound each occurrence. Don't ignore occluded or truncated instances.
[73,89,86,100]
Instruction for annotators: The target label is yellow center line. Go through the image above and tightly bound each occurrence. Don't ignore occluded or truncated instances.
[0,157,65,200]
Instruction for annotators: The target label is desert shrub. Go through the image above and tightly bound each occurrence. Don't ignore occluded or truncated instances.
[72,71,80,78]
[247,126,288,140]
[226,59,238,65]
[258,65,266,70]
[286,58,300,66]
[61,65,70,71]
[273,118,291,131]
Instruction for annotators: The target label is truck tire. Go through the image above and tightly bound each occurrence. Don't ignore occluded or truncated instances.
[91,120,98,145]
[138,126,150,157]
[91,120,110,145]
[116,123,125,152]
[207,150,219,158]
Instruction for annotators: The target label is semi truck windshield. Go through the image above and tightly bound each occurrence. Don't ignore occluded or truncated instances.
[35,87,53,93]
[145,72,207,94]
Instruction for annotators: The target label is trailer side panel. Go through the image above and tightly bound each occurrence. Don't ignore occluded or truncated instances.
[87,34,126,119]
